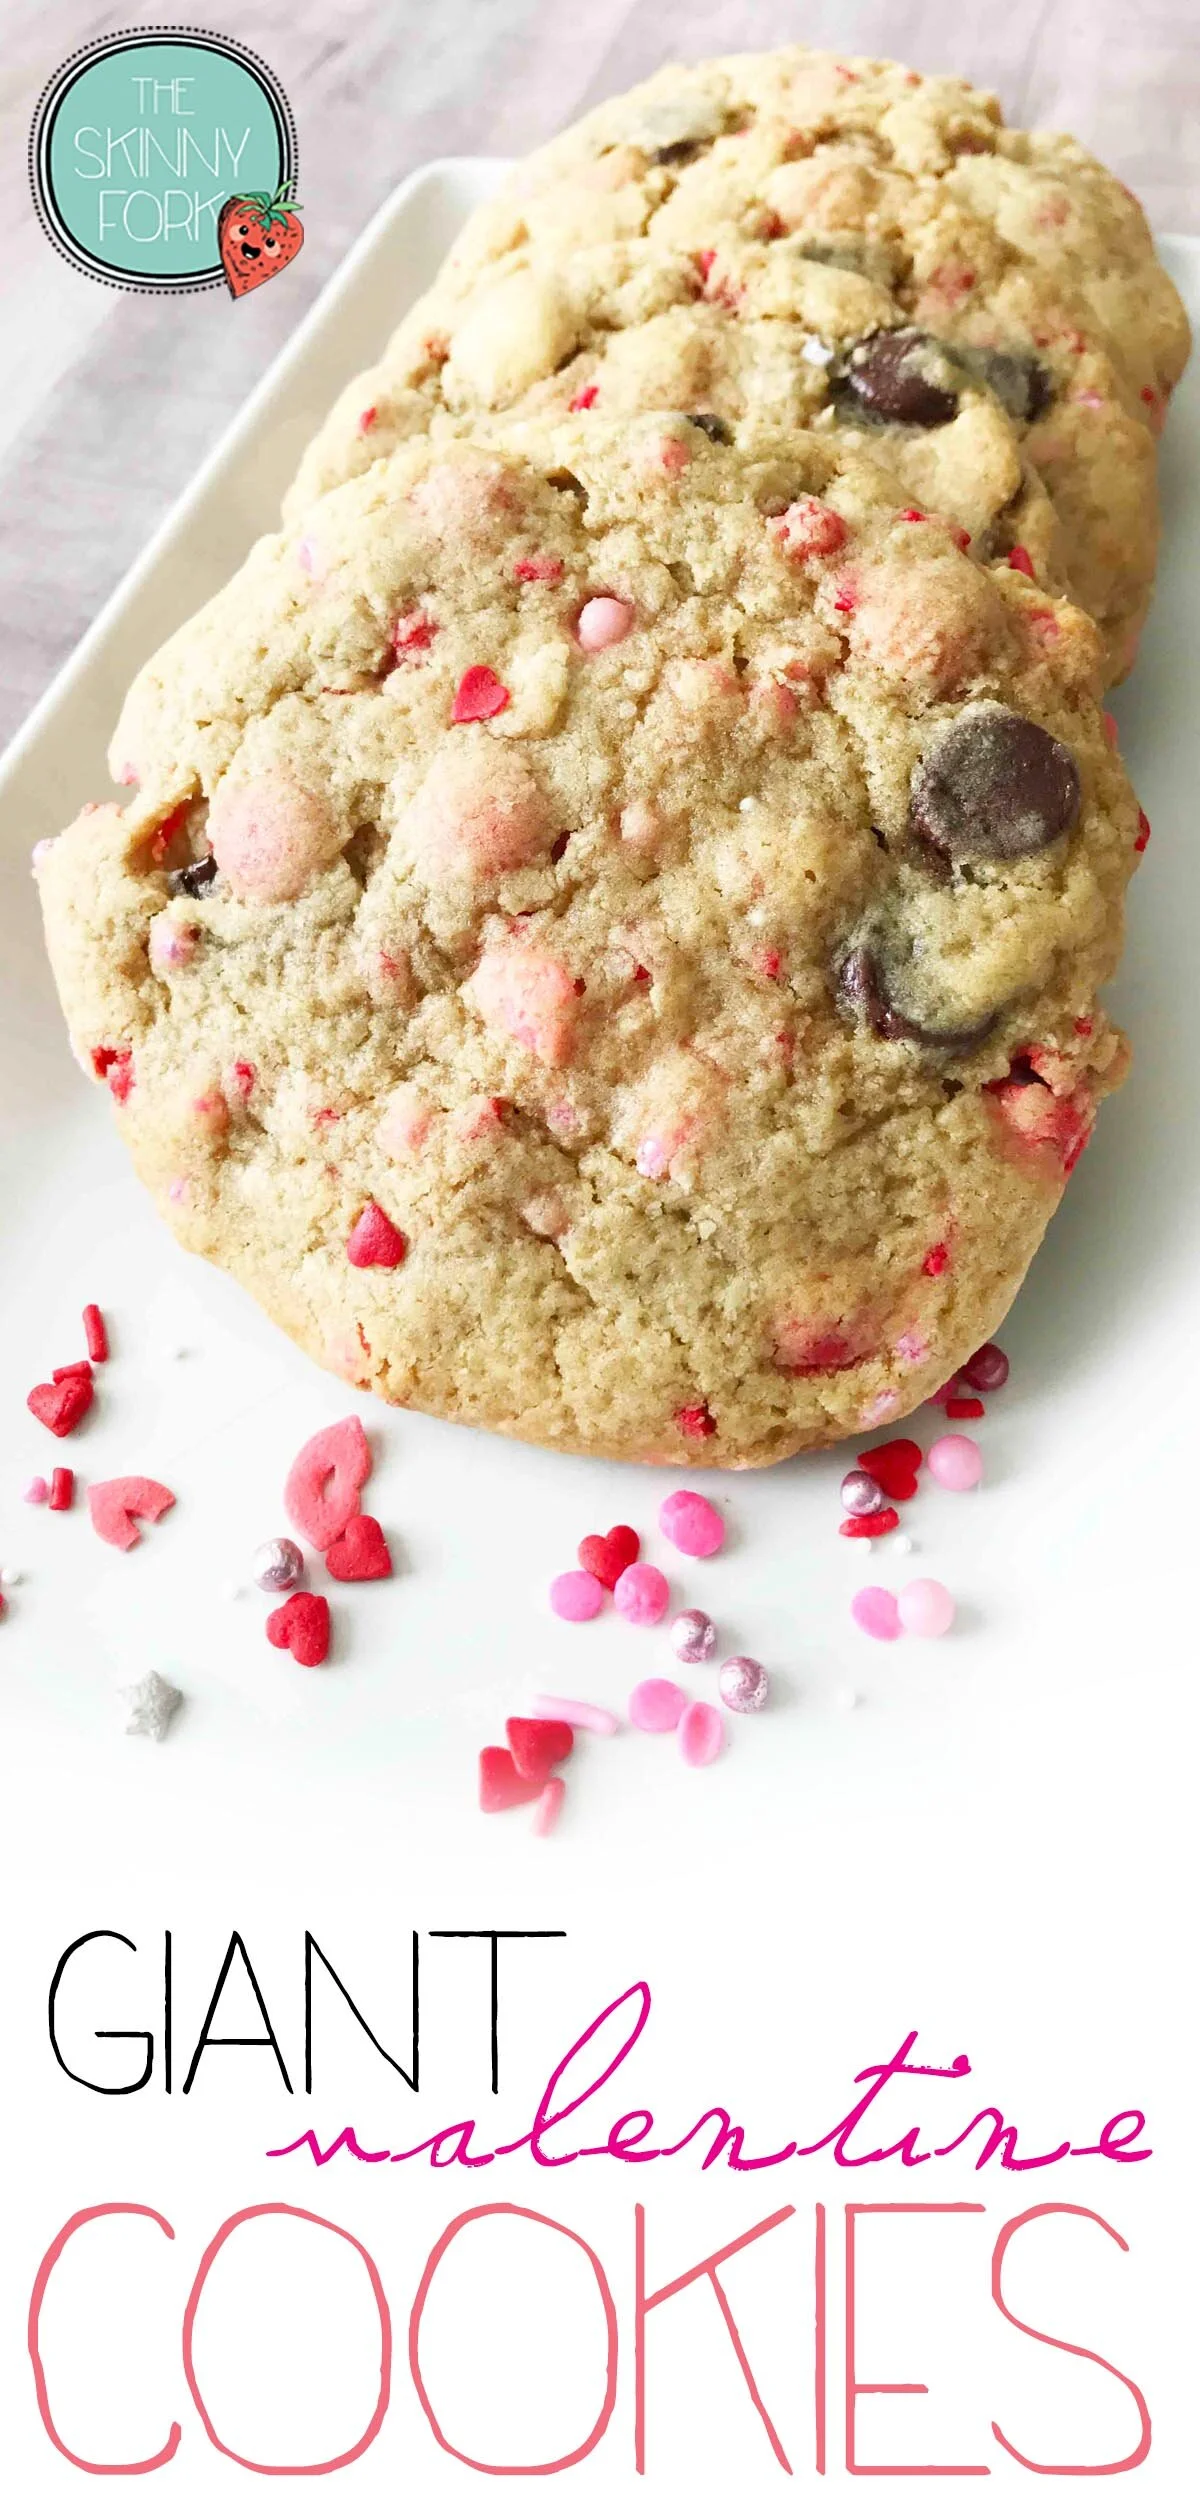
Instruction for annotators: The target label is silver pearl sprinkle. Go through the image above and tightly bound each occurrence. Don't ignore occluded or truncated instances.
[252,1536,304,1594]
[671,1608,716,1665]
[840,1468,884,1517]
[718,1655,770,1713]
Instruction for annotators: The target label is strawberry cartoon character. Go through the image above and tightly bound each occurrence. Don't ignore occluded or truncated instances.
[218,182,304,297]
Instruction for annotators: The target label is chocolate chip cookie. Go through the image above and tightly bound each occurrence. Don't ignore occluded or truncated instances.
[38,417,1138,1465]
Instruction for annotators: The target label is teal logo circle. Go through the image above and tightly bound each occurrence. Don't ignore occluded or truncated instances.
[30,28,297,292]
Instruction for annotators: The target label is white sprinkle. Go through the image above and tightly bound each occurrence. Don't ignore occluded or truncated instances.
[845,1535,873,1557]
[221,1580,245,1602]
[738,796,755,814]
[120,1670,184,1743]
[0,1567,22,1586]
[891,1532,915,1556]
[834,1684,863,1713]
[801,335,835,368]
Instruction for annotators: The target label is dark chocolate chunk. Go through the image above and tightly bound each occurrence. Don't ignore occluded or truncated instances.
[911,710,1081,864]
[171,853,218,898]
[950,344,1053,422]
[653,138,703,166]
[837,943,999,1054]
[685,412,733,443]
[840,329,959,428]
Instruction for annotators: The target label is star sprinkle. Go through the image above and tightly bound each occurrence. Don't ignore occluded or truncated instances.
[120,1670,184,1743]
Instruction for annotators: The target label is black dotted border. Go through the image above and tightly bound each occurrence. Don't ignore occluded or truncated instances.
[28,26,299,296]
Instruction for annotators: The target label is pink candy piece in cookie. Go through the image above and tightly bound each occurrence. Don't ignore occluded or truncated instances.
[88,1477,176,1551]
[659,1490,724,1558]
[770,497,847,560]
[346,1201,408,1268]
[402,747,551,887]
[148,913,198,971]
[577,596,634,651]
[284,1416,371,1550]
[472,944,578,1065]
[209,775,339,905]
[376,1084,435,1159]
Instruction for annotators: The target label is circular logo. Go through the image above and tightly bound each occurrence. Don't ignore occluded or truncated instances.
[29,27,299,294]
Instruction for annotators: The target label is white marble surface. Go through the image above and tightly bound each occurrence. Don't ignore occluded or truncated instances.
[2,0,1197,747]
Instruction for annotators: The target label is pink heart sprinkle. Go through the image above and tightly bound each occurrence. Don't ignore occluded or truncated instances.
[678,1700,725,1766]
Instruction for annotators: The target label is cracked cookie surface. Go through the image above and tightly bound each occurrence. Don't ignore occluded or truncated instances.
[39,417,1138,1464]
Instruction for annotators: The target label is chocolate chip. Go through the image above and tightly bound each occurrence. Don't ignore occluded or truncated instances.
[685,412,732,443]
[171,853,218,898]
[911,710,1081,864]
[840,330,959,428]
[951,345,1053,422]
[837,944,999,1054]
[653,138,703,165]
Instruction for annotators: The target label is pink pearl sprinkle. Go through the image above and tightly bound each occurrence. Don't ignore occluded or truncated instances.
[23,1476,49,1505]
[659,1489,724,1558]
[549,1569,605,1622]
[629,1677,688,1732]
[613,1562,669,1625]
[531,1777,566,1836]
[851,1586,902,1641]
[531,1693,618,1736]
[928,1434,982,1492]
[577,595,634,651]
[898,1578,956,1639]
[679,1700,725,1766]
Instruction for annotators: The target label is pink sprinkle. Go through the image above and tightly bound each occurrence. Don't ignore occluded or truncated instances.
[928,1433,982,1491]
[358,405,378,433]
[629,1677,688,1732]
[23,1476,49,1505]
[678,1700,725,1766]
[532,1693,618,1735]
[898,1578,956,1638]
[514,553,564,583]
[613,1563,669,1626]
[531,1777,566,1836]
[167,1176,188,1204]
[1102,710,1119,749]
[549,1569,604,1623]
[1006,545,1035,578]
[659,1489,724,1558]
[577,596,634,652]
[569,383,599,411]
[851,1586,902,1641]
[296,538,318,575]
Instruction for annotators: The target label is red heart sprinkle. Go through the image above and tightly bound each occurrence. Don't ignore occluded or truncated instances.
[479,1747,544,1813]
[27,1372,94,1437]
[856,1438,923,1501]
[452,665,509,724]
[505,1716,574,1781]
[577,1525,639,1590]
[839,1508,900,1538]
[325,1514,392,1581]
[346,1201,407,1268]
[266,1592,331,1667]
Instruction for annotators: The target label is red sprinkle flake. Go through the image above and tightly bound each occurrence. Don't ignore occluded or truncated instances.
[358,404,378,433]
[53,1360,93,1384]
[229,1059,256,1101]
[82,1303,108,1363]
[856,1437,922,1501]
[840,1508,900,1539]
[346,1201,408,1269]
[515,554,565,583]
[452,665,510,724]
[1006,545,1036,578]
[1134,808,1150,853]
[147,799,192,864]
[832,582,857,615]
[675,1402,717,1441]
[1102,710,1119,749]
[946,1395,985,1419]
[695,248,717,282]
[392,608,437,656]
[1073,1016,1094,1037]
[1140,385,1157,407]
[568,383,599,412]
[49,1467,74,1511]
[921,1242,950,1278]
[91,1046,134,1101]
